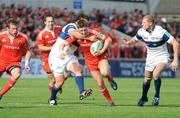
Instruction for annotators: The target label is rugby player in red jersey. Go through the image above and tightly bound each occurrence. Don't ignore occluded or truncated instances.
[77,14,118,91]
[36,15,63,94]
[0,18,31,100]
[78,26,117,106]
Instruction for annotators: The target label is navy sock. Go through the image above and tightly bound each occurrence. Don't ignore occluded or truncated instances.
[75,76,84,93]
[154,78,161,98]
[50,85,59,100]
[142,82,150,99]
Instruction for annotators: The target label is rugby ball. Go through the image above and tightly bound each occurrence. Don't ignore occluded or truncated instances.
[90,40,103,55]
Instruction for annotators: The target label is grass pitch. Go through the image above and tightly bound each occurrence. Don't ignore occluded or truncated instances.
[0,78,180,118]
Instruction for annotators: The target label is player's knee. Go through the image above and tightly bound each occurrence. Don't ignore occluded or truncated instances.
[12,72,21,80]
[100,70,108,76]
[79,67,83,73]
[144,78,151,84]
[50,79,55,84]
[55,80,64,88]
[73,70,83,76]
[96,79,105,88]
[98,85,106,92]
[48,74,55,83]
[152,74,160,80]
[71,66,83,76]
[97,82,104,87]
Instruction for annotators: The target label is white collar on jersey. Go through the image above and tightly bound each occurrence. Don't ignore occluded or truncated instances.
[45,27,55,38]
[7,31,19,44]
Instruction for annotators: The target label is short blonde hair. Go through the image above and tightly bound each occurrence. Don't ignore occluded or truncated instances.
[143,15,154,23]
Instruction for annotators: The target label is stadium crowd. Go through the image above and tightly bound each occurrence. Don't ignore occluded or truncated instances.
[0,4,180,59]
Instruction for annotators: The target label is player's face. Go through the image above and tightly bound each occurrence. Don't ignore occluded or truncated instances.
[45,17,54,30]
[142,18,152,30]
[8,23,18,37]
[79,27,89,36]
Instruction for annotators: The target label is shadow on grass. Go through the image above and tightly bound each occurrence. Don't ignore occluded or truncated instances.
[1,102,180,109]
[115,104,180,108]
[0,105,36,109]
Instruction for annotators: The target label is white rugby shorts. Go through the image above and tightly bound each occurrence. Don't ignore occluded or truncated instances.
[145,55,170,71]
[49,55,79,77]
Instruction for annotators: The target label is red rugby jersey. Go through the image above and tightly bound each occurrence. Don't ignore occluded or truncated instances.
[36,25,62,61]
[0,31,31,63]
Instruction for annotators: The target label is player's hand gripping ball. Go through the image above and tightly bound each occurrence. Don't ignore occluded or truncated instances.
[90,40,103,55]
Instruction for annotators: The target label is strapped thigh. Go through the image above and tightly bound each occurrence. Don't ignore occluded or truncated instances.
[6,65,21,74]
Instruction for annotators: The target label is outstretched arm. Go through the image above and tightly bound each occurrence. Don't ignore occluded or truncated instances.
[123,37,138,45]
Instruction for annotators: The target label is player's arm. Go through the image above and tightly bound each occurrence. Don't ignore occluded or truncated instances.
[24,37,32,73]
[58,40,68,59]
[58,37,77,59]
[168,38,179,72]
[123,37,138,45]
[24,48,31,73]
[36,32,52,52]
[69,30,96,42]
[94,34,112,56]
[101,36,112,53]
[123,30,142,45]
[38,44,52,52]
[161,29,179,72]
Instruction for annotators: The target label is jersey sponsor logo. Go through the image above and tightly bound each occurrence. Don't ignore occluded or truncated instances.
[151,37,159,40]
[47,40,56,44]
[4,44,20,50]
[80,43,91,47]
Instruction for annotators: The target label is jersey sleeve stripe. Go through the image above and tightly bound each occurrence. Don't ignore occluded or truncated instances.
[59,32,69,39]
[144,39,166,47]
[64,25,76,33]
[135,33,143,40]
[162,31,171,42]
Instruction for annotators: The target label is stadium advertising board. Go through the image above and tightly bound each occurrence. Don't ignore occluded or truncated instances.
[2,58,175,78]
[79,59,175,78]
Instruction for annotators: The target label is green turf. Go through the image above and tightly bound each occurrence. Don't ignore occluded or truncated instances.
[0,78,180,118]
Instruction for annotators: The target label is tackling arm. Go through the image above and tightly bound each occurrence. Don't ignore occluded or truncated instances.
[69,30,96,42]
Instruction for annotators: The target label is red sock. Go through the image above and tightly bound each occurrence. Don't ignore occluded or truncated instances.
[99,87,113,104]
[48,84,53,93]
[0,78,16,96]
[106,74,112,83]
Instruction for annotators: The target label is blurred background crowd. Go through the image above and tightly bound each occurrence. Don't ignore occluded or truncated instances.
[0,3,180,59]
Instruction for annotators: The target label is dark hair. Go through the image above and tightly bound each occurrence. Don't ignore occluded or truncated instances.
[76,13,89,21]
[44,14,54,21]
[7,18,18,28]
[76,19,89,28]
